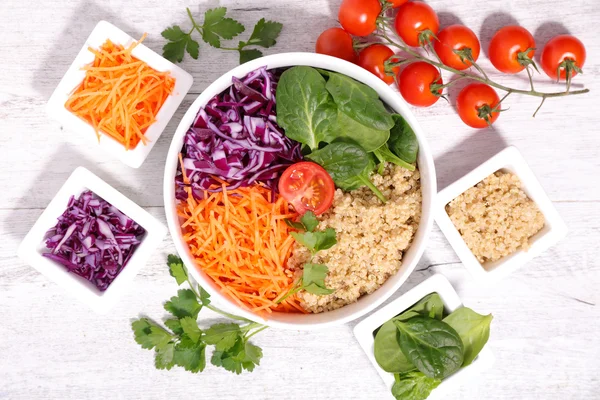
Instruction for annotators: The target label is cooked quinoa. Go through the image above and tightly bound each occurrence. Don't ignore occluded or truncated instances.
[287,164,422,313]
[446,171,545,264]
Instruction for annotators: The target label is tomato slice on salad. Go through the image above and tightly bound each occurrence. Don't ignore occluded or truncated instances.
[279,162,335,215]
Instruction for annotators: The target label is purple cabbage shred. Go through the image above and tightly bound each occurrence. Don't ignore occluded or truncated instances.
[42,190,145,291]
[176,66,302,201]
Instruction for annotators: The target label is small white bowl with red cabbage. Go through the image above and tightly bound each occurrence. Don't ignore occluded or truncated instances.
[18,167,167,313]
[163,53,437,330]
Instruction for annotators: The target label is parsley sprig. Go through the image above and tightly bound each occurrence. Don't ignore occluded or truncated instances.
[161,7,283,64]
[132,255,267,374]
[279,212,336,302]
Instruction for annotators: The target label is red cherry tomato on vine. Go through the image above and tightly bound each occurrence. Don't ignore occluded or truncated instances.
[316,28,357,63]
[394,2,439,47]
[386,0,409,7]
[456,83,501,129]
[358,44,398,84]
[278,162,335,215]
[398,62,443,107]
[338,0,381,37]
[540,35,586,81]
[488,26,535,74]
[433,25,481,71]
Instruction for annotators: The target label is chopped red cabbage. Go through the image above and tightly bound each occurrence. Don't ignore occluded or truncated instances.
[176,66,302,201]
[42,190,145,291]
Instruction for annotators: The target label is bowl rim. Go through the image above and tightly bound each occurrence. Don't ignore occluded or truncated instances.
[163,52,437,330]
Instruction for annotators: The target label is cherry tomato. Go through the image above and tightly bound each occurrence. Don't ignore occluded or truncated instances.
[386,0,409,7]
[358,44,399,84]
[316,28,357,63]
[278,162,335,215]
[433,25,481,70]
[398,62,443,107]
[338,0,381,37]
[456,83,501,129]
[540,35,586,81]
[488,26,535,74]
[394,2,439,47]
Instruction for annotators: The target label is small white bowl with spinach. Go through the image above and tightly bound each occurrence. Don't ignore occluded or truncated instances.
[354,274,494,399]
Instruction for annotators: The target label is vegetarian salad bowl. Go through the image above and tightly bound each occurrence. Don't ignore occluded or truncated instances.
[163,53,436,330]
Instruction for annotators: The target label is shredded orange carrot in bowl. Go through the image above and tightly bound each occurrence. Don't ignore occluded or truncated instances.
[65,34,175,150]
[177,169,305,315]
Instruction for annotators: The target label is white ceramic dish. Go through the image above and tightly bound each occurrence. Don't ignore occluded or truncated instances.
[353,274,494,399]
[18,167,167,313]
[435,146,567,283]
[163,52,437,330]
[46,20,193,168]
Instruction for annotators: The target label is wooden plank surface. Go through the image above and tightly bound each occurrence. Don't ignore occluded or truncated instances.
[1,0,599,399]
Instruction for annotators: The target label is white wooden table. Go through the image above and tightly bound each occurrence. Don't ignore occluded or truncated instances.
[1,0,599,399]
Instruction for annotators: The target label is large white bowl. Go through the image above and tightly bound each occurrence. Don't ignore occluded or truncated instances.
[163,53,436,330]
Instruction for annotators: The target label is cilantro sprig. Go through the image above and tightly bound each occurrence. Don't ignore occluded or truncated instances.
[161,7,283,64]
[132,255,267,374]
[279,212,336,302]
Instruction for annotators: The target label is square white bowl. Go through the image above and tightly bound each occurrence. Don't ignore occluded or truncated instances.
[46,20,193,168]
[353,274,494,400]
[17,167,167,313]
[435,146,567,283]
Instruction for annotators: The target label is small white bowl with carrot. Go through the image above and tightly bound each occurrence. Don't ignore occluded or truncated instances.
[164,53,437,330]
[47,20,193,168]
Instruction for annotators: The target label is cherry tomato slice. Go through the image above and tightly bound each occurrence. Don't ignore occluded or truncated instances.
[278,162,335,215]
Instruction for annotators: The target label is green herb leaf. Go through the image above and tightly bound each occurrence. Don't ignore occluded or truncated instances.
[164,318,184,335]
[155,342,175,370]
[162,25,187,41]
[396,293,444,322]
[173,335,206,373]
[239,48,263,64]
[201,7,245,48]
[443,307,492,366]
[302,263,334,295]
[374,320,415,373]
[164,289,202,319]
[388,114,418,165]
[199,285,211,306]
[246,18,283,48]
[325,72,394,131]
[211,338,262,374]
[132,318,173,350]
[300,211,319,232]
[180,316,202,343]
[204,323,242,351]
[391,371,442,400]
[394,318,464,379]
[162,40,188,63]
[168,254,188,285]
[276,66,338,150]
[285,219,307,231]
[291,228,336,253]
[307,142,369,184]
[186,38,200,59]
[373,143,415,171]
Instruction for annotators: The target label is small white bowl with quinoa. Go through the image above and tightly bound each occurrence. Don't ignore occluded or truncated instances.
[163,53,437,330]
[435,146,567,282]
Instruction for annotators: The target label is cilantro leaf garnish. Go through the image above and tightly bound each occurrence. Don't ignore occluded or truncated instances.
[132,254,267,375]
[291,228,337,254]
[161,8,282,64]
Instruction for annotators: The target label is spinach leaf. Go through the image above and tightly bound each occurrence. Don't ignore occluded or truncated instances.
[308,143,386,202]
[276,66,338,150]
[388,114,418,164]
[394,317,464,379]
[373,143,415,172]
[395,293,444,322]
[443,307,492,366]
[325,72,394,131]
[391,371,442,400]
[374,293,444,373]
[374,320,415,373]
[336,111,390,152]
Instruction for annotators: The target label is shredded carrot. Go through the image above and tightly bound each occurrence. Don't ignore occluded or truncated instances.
[177,165,305,315]
[65,34,175,150]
